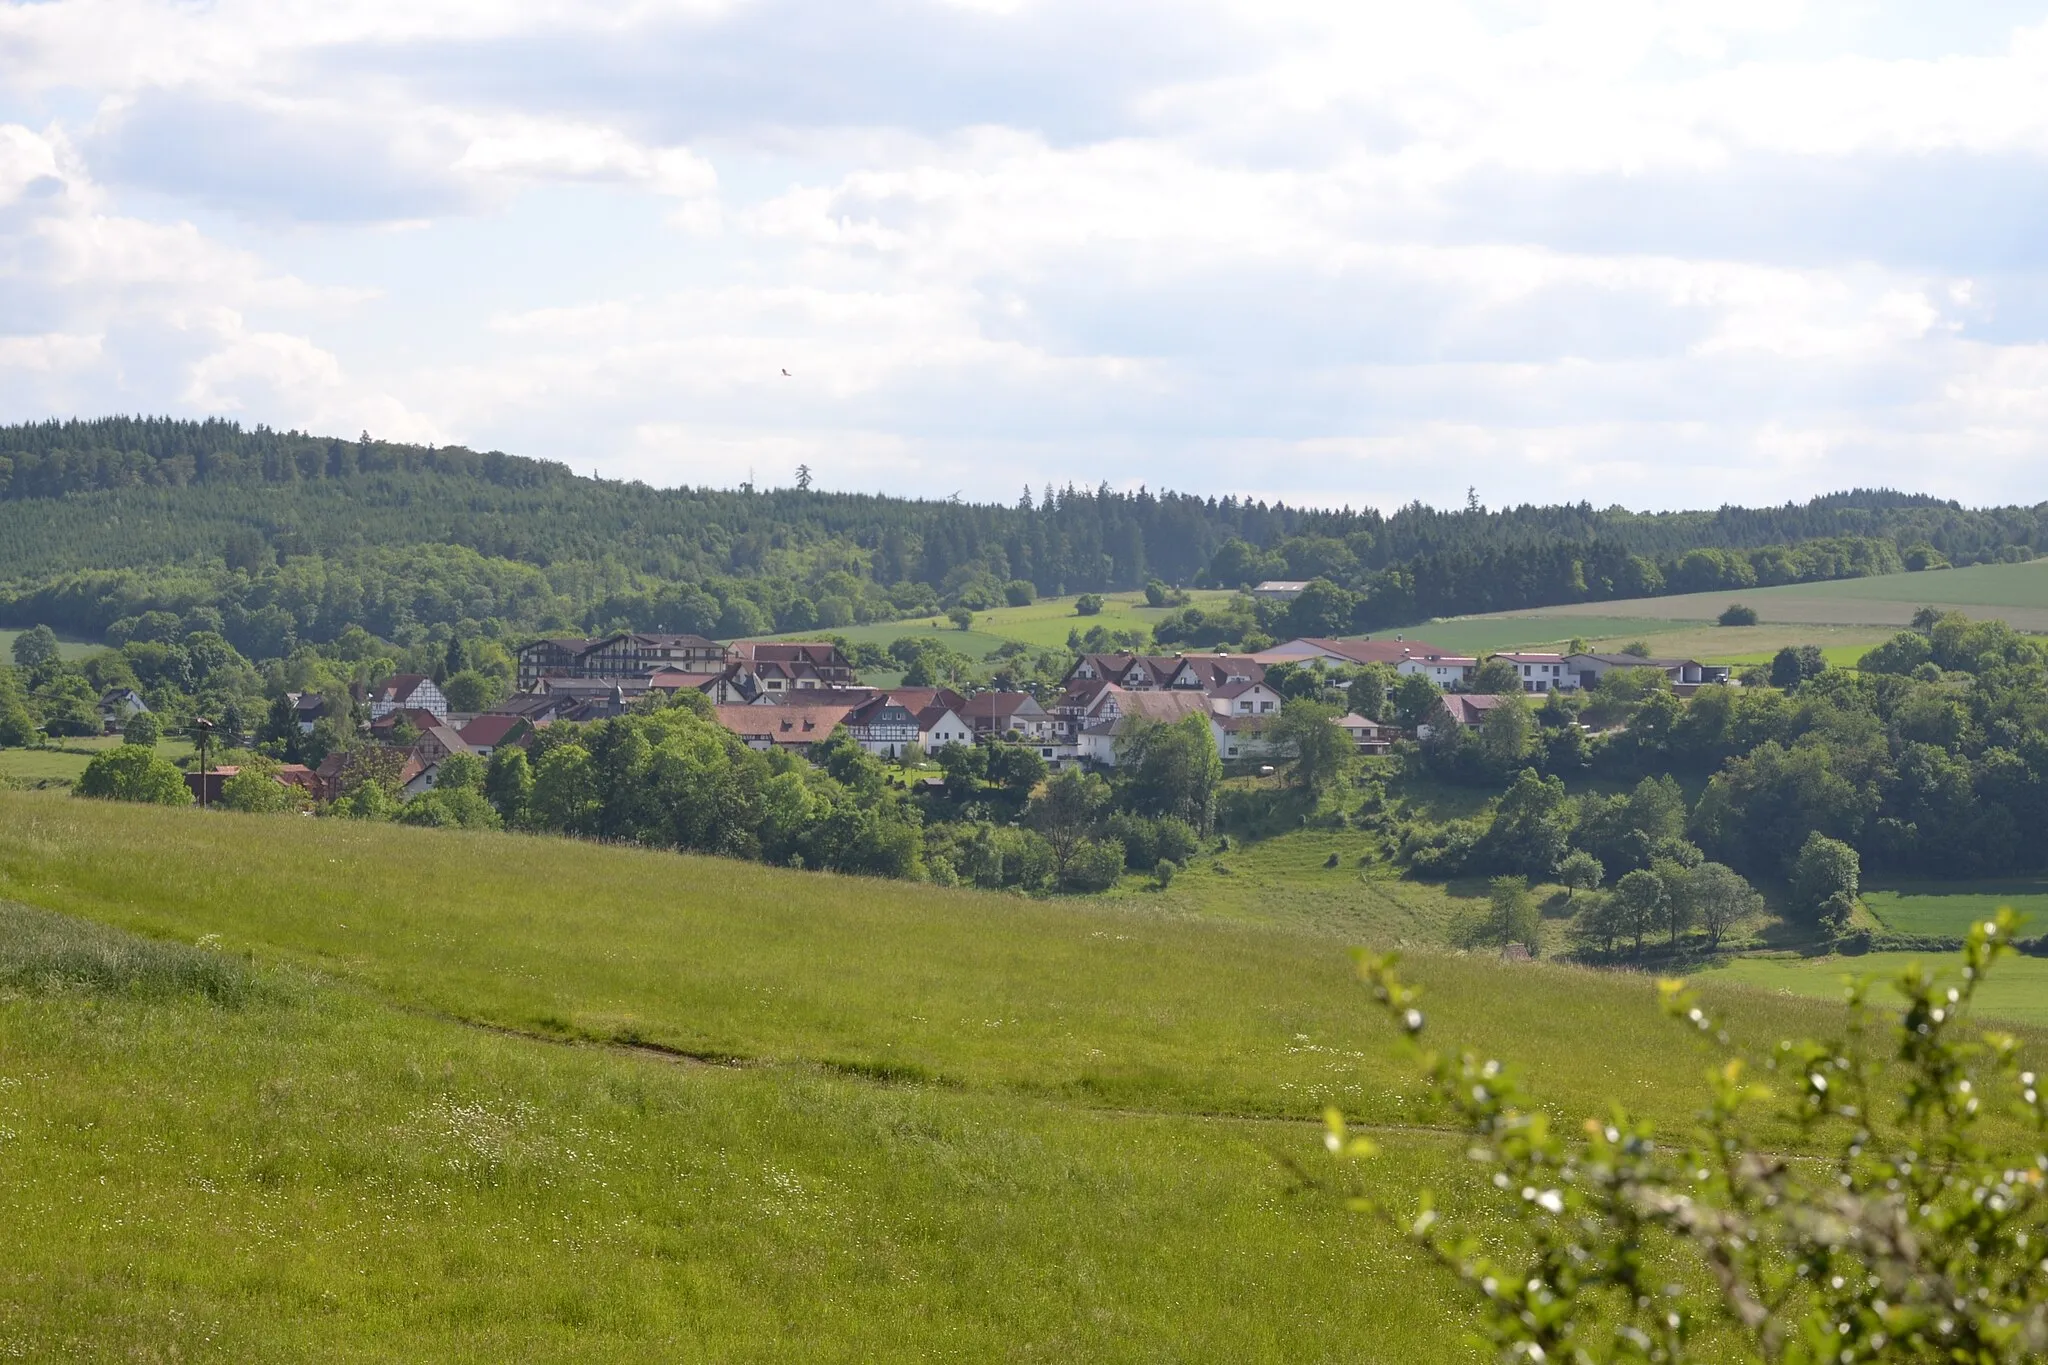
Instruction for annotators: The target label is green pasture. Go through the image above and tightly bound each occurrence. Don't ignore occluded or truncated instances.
[770,591,1237,660]
[1481,559,2048,630]
[1696,949,2048,1030]
[0,901,1466,1362]
[1863,879,2048,939]
[0,627,98,662]
[1,793,2040,1358]
[0,735,193,787]
[1401,616,1685,656]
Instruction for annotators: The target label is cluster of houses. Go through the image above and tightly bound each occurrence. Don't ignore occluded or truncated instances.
[181,627,1733,802]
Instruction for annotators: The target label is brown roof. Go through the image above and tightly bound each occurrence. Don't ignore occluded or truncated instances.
[371,674,435,704]
[711,703,854,746]
[961,691,1047,718]
[458,714,530,748]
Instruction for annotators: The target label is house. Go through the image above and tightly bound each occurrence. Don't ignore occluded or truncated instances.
[1416,693,1509,740]
[97,688,148,731]
[1075,689,1212,767]
[1395,652,1479,689]
[457,713,531,757]
[285,691,330,734]
[1490,652,1575,694]
[1165,654,1266,691]
[711,703,854,756]
[402,763,443,799]
[1252,580,1311,601]
[367,674,448,721]
[1565,654,1730,693]
[1205,679,1284,719]
[916,704,974,753]
[960,691,1055,743]
[481,691,585,728]
[1335,713,1396,754]
[312,749,426,802]
[1210,712,1277,763]
[410,722,472,767]
[845,694,922,759]
[184,766,238,805]
[368,707,441,743]
[724,641,858,695]
[1254,637,1458,670]
[516,634,730,689]
[272,763,320,795]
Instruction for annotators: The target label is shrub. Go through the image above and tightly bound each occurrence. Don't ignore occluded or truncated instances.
[1717,602,1758,626]
[1074,594,1104,616]
[76,745,191,806]
[220,767,296,814]
[1003,580,1035,607]
[1153,858,1177,889]
[1062,837,1127,892]
[1327,917,2048,1363]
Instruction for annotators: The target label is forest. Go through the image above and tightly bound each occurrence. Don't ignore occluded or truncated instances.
[3,418,2046,653]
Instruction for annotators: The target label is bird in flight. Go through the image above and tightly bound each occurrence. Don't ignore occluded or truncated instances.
[781,368,792,377]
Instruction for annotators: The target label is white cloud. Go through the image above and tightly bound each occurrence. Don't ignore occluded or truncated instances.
[0,0,2045,507]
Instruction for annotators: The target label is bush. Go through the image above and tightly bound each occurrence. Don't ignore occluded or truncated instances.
[1062,837,1127,892]
[947,606,974,631]
[1003,580,1035,607]
[75,745,192,806]
[397,785,502,830]
[1153,858,1177,888]
[1716,602,1758,626]
[1329,919,2048,1363]
[1074,594,1104,616]
[220,767,296,814]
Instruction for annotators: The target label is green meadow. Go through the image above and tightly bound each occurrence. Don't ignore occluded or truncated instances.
[1862,879,2048,938]
[0,626,97,663]
[772,590,1239,659]
[1696,950,2048,1030]
[0,789,1920,1360]
[1473,559,2048,631]
[0,734,194,788]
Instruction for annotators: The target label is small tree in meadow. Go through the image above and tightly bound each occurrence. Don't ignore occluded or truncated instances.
[76,745,191,806]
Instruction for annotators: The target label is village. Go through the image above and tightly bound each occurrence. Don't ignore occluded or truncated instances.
[169,628,1732,805]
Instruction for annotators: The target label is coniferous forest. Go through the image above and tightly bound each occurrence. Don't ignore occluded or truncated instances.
[2,417,2045,650]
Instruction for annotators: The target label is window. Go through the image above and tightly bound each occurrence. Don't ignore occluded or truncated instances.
[1227,746,1238,757]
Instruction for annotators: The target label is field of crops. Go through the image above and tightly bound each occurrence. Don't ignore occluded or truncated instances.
[0,790,1908,1360]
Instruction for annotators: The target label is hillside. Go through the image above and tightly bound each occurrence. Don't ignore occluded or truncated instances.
[0,791,1904,1359]
[5,418,2047,653]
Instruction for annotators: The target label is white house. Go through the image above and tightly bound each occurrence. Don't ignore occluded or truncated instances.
[1490,652,1575,693]
[367,674,449,721]
[1395,653,1479,689]
[1205,680,1284,718]
[1251,580,1310,601]
[916,705,974,753]
[1565,654,1730,692]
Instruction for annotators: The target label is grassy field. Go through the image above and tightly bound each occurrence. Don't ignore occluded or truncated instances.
[0,626,98,662]
[0,789,1939,1359]
[1465,559,2048,631]
[1696,949,2048,1029]
[0,735,194,787]
[1863,879,2048,938]
[769,591,1238,660]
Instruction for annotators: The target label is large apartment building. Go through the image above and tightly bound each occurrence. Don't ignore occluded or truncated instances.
[516,633,730,688]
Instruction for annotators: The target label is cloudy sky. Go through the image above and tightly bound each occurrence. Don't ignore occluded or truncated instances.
[3,1,2047,510]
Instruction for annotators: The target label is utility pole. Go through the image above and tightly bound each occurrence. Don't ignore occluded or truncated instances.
[193,716,214,808]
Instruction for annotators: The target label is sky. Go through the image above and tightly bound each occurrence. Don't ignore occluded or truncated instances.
[2,1,2047,512]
